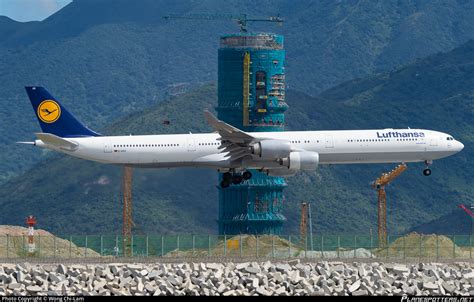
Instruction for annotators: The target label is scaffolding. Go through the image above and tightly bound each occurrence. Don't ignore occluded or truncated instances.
[217,33,288,235]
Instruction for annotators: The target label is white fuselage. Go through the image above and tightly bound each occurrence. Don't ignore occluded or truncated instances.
[35,129,464,171]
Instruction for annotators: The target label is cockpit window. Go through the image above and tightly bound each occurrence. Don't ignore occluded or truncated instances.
[447,137,454,141]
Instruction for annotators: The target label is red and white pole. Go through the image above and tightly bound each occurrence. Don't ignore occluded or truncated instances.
[26,215,36,253]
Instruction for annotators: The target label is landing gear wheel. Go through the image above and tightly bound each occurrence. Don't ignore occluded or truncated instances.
[220,180,231,188]
[232,174,243,185]
[242,171,252,180]
[423,168,432,176]
[223,172,232,182]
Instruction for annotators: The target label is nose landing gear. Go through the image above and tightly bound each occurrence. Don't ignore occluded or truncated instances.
[423,160,433,176]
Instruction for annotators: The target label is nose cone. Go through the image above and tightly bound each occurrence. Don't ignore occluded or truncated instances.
[455,141,464,152]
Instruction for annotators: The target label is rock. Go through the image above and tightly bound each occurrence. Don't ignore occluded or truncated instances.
[276,264,291,273]
[288,259,300,266]
[49,273,63,283]
[26,285,42,293]
[442,282,456,293]
[423,282,438,290]
[216,283,226,294]
[126,264,142,271]
[331,265,345,274]
[236,263,249,270]
[8,283,22,290]
[275,287,287,295]
[256,287,271,296]
[206,263,222,270]
[348,280,361,293]
[139,269,148,277]
[145,283,156,293]
[167,275,180,287]
[272,272,284,283]
[245,267,261,274]
[220,289,234,296]
[137,281,144,292]
[148,270,162,280]
[393,265,409,274]
[464,272,474,279]
[56,265,67,275]
[16,271,26,283]
[252,278,259,288]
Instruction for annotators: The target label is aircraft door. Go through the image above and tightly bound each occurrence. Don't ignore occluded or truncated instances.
[325,135,334,148]
[430,138,438,147]
[104,142,112,153]
[187,137,196,152]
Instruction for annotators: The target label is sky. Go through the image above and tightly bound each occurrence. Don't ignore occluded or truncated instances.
[0,0,72,22]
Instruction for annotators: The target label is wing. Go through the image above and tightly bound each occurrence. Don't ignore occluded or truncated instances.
[204,110,261,161]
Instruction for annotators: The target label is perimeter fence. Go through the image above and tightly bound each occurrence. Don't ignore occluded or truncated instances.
[0,234,472,260]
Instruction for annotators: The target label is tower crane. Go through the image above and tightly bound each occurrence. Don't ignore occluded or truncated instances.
[371,163,407,247]
[122,166,134,257]
[163,13,283,33]
[300,202,308,246]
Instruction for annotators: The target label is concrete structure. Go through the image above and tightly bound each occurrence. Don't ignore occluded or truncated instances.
[217,33,288,234]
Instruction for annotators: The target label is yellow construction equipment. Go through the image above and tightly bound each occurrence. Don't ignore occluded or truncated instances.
[371,163,407,247]
[300,202,308,246]
[122,166,134,257]
[242,52,250,126]
[163,13,283,33]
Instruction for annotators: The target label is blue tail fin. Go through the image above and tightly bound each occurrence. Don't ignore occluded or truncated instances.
[25,86,100,137]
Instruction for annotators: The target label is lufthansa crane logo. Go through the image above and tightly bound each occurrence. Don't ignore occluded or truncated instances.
[37,100,61,123]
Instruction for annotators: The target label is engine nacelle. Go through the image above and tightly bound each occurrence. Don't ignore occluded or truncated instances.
[251,140,291,159]
[281,151,319,171]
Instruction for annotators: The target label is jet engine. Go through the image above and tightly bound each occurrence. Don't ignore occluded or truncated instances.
[280,151,319,171]
[266,151,319,177]
[251,140,291,159]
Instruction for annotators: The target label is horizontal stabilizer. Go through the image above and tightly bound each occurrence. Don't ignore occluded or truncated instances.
[35,133,78,151]
[16,141,35,145]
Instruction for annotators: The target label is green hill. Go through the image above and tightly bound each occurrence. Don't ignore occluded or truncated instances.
[1,0,473,182]
[409,208,472,235]
[0,40,471,235]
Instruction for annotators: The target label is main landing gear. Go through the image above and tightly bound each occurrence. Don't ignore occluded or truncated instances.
[423,160,432,176]
[220,170,253,188]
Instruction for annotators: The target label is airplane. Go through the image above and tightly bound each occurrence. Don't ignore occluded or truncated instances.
[20,86,464,188]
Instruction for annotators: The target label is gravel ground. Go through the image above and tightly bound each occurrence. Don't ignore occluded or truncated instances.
[1,260,474,296]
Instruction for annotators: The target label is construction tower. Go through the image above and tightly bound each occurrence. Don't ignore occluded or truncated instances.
[122,166,133,257]
[217,33,288,234]
[300,202,308,246]
[372,163,407,247]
